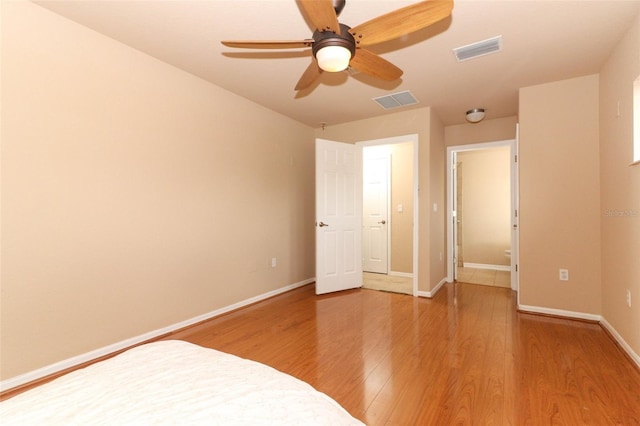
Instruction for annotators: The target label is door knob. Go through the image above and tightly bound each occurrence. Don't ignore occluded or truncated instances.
[318,221,329,227]
[378,220,386,225]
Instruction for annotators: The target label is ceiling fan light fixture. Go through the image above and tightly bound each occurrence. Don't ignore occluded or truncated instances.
[222,0,454,91]
[466,108,485,123]
[316,45,352,72]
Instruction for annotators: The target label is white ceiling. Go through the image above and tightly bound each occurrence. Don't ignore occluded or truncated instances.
[34,0,640,127]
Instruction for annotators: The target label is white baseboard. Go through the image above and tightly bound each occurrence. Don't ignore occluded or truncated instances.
[417,277,448,298]
[600,318,640,369]
[517,304,602,322]
[519,304,640,370]
[463,262,511,272]
[0,278,314,392]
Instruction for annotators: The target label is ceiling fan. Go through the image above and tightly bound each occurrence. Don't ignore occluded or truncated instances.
[221,0,453,91]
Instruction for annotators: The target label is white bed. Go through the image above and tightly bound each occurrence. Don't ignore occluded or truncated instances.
[0,340,364,425]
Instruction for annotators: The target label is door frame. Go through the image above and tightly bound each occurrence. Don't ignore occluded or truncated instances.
[446,138,519,291]
[356,134,419,296]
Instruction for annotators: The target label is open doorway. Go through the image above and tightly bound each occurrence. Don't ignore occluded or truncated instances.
[447,139,519,291]
[357,135,419,296]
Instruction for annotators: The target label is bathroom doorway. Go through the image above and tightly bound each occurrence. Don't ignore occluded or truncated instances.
[446,139,519,291]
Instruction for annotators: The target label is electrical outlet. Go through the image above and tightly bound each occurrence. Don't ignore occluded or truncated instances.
[627,289,632,308]
[559,269,569,281]
[271,257,277,268]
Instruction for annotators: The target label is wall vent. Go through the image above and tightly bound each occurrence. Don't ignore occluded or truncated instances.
[453,35,503,62]
[373,90,419,110]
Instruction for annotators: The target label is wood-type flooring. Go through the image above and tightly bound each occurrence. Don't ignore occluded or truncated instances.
[166,282,640,425]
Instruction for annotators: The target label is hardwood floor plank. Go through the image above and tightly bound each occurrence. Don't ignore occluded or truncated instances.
[474,287,508,425]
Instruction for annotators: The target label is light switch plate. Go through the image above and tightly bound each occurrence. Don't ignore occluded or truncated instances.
[559,269,569,281]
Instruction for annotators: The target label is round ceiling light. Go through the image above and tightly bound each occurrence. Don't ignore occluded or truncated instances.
[466,108,485,123]
[316,45,352,72]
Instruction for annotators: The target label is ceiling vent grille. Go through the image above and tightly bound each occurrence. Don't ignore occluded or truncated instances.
[373,90,419,110]
[453,35,503,62]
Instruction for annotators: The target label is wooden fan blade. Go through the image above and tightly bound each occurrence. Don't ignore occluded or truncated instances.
[295,59,322,91]
[298,0,340,34]
[349,48,403,81]
[349,0,453,47]
[222,40,314,49]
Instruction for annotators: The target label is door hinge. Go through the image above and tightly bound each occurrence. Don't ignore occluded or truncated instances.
[516,264,518,272]
[514,154,518,163]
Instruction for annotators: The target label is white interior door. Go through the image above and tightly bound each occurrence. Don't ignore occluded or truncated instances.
[315,139,363,295]
[362,151,389,273]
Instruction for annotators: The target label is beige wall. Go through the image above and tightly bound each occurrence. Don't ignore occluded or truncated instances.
[389,143,414,274]
[315,107,448,293]
[599,13,640,358]
[445,116,518,146]
[519,74,602,314]
[1,2,315,380]
[457,147,511,266]
[429,110,447,288]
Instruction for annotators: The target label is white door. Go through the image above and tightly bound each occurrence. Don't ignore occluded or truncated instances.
[315,139,363,295]
[362,151,389,273]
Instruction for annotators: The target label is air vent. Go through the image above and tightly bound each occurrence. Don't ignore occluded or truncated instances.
[373,90,419,110]
[453,35,503,62]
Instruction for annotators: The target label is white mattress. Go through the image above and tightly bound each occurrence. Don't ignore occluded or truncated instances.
[0,340,364,425]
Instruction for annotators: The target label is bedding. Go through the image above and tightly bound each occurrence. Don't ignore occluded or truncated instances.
[0,340,364,425]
